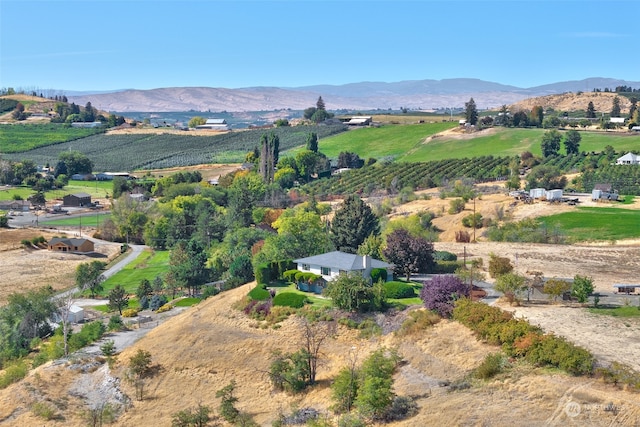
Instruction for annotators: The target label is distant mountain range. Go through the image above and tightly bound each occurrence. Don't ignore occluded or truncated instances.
[66,77,640,113]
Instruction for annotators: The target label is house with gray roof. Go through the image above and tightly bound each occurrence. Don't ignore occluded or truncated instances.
[293,251,393,283]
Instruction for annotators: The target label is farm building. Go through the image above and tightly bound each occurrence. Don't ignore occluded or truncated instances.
[71,121,103,128]
[48,237,94,253]
[610,117,625,124]
[616,153,640,165]
[63,193,92,207]
[613,284,638,294]
[95,172,132,181]
[195,118,230,131]
[0,200,31,212]
[344,116,372,126]
[71,173,94,181]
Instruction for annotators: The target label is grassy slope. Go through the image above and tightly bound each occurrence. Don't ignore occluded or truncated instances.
[100,249,170,294]
[310,125,640,162]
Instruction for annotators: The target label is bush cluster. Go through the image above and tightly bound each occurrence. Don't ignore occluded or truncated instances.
[453,299,594,375]
[243,298,272,320]
[149,294,168,311]
[273,292,306,308]
[433,251,457,261]
[396,309,441,337]
[122,308,139,318]
[248,284,271,301]
[433,260,464,274]
[383,281,416,299]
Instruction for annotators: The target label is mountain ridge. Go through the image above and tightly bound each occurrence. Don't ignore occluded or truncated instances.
[66,77,640,113]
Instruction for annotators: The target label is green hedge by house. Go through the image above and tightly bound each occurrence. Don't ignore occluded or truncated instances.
[433,260,464,274]
[371,268,388,283]
[273,292,307,308]
[248,284,271,301]
[383,281,416,299]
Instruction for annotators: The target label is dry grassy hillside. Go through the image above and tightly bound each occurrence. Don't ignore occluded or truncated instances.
[1,282,639,426]
[509,91,632,114]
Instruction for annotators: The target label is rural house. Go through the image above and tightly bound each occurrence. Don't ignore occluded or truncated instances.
[0,200,31,212]
[293,251,393,283]
[616,153,640,165]
[48,237,95,253]
[63,192,92,207]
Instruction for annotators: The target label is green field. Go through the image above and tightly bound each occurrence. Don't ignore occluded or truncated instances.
[100,249,170,294]
[0,123,104,153]
[0,180,113,202]
[538,207,640,242]
[311,126,640,163]
[38,212,110,227]
[588,305,640,317]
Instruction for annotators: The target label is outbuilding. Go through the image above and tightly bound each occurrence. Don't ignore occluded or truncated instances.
[63,192,92,207]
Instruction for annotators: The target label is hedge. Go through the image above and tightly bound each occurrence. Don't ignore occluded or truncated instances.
[383,281,416,299]
[248,284,271,301]
[434,250,458,261]
[273,292,307,308]
[371,268,388,283]
[433,260,464,274]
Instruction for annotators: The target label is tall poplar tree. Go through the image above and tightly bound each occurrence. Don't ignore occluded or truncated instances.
[465,97,478,125]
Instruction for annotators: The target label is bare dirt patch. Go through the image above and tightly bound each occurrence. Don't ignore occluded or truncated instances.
[0,228,121,304]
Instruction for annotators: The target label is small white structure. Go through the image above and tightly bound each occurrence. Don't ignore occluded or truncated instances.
[546,189,563,201]
[529,188,546,199]
[344,116,372,126]
[196,118,230,131]
[67,305,85,323]
[616,152,640,165]
[610,117,625,124]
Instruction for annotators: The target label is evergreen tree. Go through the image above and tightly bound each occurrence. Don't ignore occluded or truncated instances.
[316,96,326,111]
[611,96,621,117]
[306,132,318,152]
[586,101,596,118]
[330,195,379,254]
[465,97,478,125]
[259,132,279,184]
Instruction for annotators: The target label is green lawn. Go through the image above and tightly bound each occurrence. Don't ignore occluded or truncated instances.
[272,283,333,308]
[0,180,112,202]
[174,297,201,307]
[39,212,110,227]
[100,249,170,295]
[587,305,640,317]
[538,207,640,242]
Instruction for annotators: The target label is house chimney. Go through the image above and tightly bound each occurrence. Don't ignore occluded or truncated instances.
[363,255,371,270]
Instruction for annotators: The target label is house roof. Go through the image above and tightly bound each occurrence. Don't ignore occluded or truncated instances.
[617,152,638,162]
[294,251,391,271]
[49,237,92,247]
[67,192,91,198]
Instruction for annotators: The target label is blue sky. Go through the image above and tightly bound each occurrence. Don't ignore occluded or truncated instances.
[1,0,637,92]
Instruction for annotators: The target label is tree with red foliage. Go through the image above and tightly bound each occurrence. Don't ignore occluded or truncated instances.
[420,275,469,318]
[382,229,434,281]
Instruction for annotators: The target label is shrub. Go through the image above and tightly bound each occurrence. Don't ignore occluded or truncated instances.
[433,260,463,274]
[283,269,299,282]
[254,263,271,285]
[139,295,149,310]
[384,395,418,422]
[396,309,441,336]
[108,315,125,331]
[202,285,220,299]
[420,276,469,318]
[383,281,416,299]
[122,308,139,318]
[474,353,505,379]
[448,198,465,214]
[157,303,172,313]
[31,401,57,420]
[265,306,297,324]
[0,360,28,389]
[461,213,483,228]
[434,251,457,261]
[149,294,168,311]
[272,292,306,308]
[488,254,513,278]
[370,268,388,283]
[248,284,271,301]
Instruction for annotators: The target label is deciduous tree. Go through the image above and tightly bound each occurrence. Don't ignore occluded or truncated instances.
[540,130,562,157]
[563,129,581,155]
[382,229,434,281]
[323,272,385,312]
[420,275,469,318]
[571,275,594,303]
